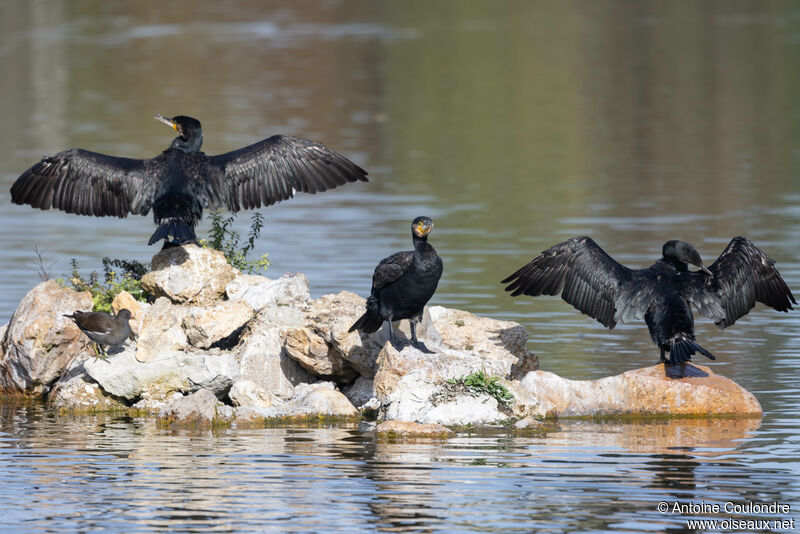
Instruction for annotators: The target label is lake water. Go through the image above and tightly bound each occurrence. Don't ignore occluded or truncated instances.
[1,1,799,532]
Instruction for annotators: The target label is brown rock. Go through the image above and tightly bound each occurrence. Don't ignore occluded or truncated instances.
[0,281,93,394]
[141,244,237,305]
[134,297,189,363]
[284,327,358,382]
[183,301,253,349]
[509,363,762,418]
[375,420,454,438]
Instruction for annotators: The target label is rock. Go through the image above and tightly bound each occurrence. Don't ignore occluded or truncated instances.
[183,301,253,349]
[0,281,92,394]
[111,291,147,336]
[375,420,453,438]
[343,376,375,409]
[84,347,239,401]
[48,366,128,412]
[160,388,223,424]
[134,297,190,363]
[428,306,538,379]
[226,273,310,311]
[284,327,358,382]
[288,382,358,418]
[508,364,763,418]
[141,244,237,305]
[228,305,314,408]
[287,291,380,378]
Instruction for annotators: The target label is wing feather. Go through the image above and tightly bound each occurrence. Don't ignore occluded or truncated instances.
[502,236,635,328]
[371,251,414,292]
[683,237,795,328]
[208,135,368,212]
[11,149,150,218]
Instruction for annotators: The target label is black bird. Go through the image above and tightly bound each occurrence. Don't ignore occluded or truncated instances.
[502,236,795,366]
[349,216,444,350]
[66,308,132,359]
[11,114,368,246]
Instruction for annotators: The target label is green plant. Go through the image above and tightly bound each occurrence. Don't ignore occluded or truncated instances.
[201,211,270,274]
[64,257,150,313]
[447,370,515,406]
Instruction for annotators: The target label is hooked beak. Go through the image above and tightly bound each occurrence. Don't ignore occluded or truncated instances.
[154,113,178,132]
[700,265,712,276]
[414,221,432,237]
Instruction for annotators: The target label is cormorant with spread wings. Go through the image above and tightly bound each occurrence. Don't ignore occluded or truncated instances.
[10,114,368,246]
[502,236,795,366]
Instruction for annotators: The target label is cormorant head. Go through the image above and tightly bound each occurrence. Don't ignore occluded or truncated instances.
[662,240,712,274]
[154,113,203,153]
[411,216,434,239]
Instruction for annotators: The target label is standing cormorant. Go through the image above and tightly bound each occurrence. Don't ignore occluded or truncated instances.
[349,216,443,350]
[65,308,132,359]
[10,114,368,246]
[502,236,795,366]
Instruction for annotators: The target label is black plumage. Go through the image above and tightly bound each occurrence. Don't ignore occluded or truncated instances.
[66,308,132,359]
[11,114,368,246]
[502,236,795,366]
[349,216,444,349]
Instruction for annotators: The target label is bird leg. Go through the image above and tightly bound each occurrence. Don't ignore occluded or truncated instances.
[93,343,110,361]
[409,317,433,353]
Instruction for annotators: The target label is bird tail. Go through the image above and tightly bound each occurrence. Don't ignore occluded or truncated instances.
[349,296,384,334]
[669,338,716,364]
[148,219,196,246]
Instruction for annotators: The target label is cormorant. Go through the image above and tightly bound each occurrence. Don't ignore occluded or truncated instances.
[502,236,795,366]
[349,216,443,350]
[11,114,368,246]
[66,308,132,359]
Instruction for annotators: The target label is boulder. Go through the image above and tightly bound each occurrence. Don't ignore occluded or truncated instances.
[428,306,537,379]
[84,347,239,401]
[160,388,224,424]
[133,297,189,363]
[226,272,310,310]
[0,281,92,394]
[141,244,237,305]
[182,301,253,349]
[343,376,376,409]
[508,364,763,418]
[227,305,314,408]
[288,382,358,418]
[48,362,127,412]
[284,327,358,382]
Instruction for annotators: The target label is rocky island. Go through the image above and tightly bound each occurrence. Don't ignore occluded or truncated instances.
[0,245,762,433]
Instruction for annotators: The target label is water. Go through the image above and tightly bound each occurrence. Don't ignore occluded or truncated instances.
[1,1,799,531]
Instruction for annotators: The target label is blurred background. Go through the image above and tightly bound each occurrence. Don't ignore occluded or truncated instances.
[1,2,799,531]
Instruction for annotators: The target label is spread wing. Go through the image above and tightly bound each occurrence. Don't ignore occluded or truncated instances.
[10,149,152,217]
[683,237,795,328]
[372,251,413,292]
[502,236,636,328]
[207,135,368,212]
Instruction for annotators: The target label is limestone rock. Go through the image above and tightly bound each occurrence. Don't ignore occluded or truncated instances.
[288,382,358,418]
[284,327,358,382]
[0,281,92,394]
[111,291,147,336]
[343,376,376,409]
[375,420,454,438]
[290,291,380,378]
[428,306,538,379]
[160,388,223,424]
[508,364,763,418]
[141,244,237,305]
[48,368,127,412]
[84,347,239,401]
[183,301,253,349]
[228,305,314,408]
[226,273,310,311]
[134,297,189,363]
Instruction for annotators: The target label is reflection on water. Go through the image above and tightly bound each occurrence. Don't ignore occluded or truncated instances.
[1,1,799,531]
[0,405,789,533]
